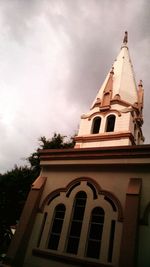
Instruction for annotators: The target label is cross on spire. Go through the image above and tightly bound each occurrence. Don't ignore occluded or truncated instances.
[123,31,128,44]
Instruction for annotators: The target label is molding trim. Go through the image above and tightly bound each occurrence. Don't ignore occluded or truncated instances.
[110,98,132,107]
[39,177,123,222]
[74,132,135,145]
[81,110,121,121]
[33,248,114,267]
[39,144,150,162]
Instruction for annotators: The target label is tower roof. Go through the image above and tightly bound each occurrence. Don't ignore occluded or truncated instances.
[92,32,138,108]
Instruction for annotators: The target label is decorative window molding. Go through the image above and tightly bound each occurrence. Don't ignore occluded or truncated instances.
[37,177,123,265]
[40,177,123,221]
[86,110,121,121]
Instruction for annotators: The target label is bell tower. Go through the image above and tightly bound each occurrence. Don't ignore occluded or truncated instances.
[75,32,144,148]
[5,31,150,267]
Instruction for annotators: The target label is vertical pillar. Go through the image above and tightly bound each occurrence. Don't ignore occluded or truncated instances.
[5,176,47,267]
[119,178,142,267]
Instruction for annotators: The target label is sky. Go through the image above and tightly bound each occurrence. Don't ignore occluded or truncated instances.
[0,0,150,173]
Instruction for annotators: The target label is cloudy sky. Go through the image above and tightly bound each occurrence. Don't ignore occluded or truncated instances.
[0,0,149,173]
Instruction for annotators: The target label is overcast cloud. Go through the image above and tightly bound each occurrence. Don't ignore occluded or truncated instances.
[0,0,150,173]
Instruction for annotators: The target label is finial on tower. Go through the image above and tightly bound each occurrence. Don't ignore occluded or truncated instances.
[138,79,143,87]
[110,66,114,75]
[123,31,128,44]
[137,80,144,111]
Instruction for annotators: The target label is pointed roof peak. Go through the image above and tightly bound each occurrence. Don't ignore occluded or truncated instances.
[91,31,138,108]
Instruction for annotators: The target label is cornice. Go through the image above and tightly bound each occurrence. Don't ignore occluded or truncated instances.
[74,132,135,144]
[39,144,150,162]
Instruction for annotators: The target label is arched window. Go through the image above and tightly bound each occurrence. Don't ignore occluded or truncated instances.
[86,207,104,259]
[66,191,87,254]
[106,115,116,132]
[40,179,120,265]
[92,117,101,134]
[48,204,65,250]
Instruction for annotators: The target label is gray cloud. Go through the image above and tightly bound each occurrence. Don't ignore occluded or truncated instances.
[0,0,42,41]
[0,0,149,173]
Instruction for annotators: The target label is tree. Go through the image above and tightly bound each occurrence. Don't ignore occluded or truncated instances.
[28,133,75,176]
[0,133,75,256]
[0,166,36,257]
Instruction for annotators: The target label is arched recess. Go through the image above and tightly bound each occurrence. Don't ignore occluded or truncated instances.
[37,177,124,265]
[39,177,123,222]
[105,114,116,132]
[91,117,101,134]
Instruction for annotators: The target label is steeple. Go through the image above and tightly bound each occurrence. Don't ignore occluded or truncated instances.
[75,32,144,148]
[91,31,138,109]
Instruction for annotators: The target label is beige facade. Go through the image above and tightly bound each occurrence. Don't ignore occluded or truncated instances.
[5,32,150,267]
[5,146,150,267]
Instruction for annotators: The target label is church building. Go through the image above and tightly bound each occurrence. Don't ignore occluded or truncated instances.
[5,32,150,267]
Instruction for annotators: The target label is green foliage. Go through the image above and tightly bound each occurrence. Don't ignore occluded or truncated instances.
[0,133,74,219]
[39,133,75,149]
[0,166,36,224]
[0,133,75,253]
[0,166,36,255]
[28,133,75,175]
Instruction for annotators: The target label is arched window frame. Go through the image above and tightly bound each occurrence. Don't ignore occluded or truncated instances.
[91,116,101,134]
[105,114,116,132]
[39,179,121,265]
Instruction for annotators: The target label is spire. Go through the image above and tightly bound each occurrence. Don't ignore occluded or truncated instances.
[91,31,138,108]
[75,32,144,148]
